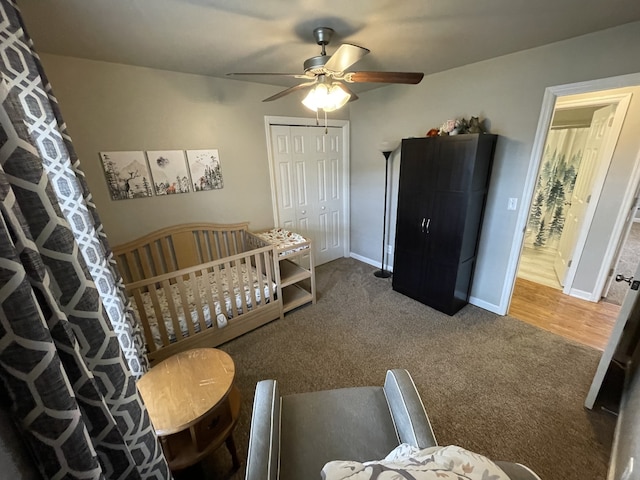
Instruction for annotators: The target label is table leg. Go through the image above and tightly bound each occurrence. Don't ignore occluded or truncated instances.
[226,434,240,469]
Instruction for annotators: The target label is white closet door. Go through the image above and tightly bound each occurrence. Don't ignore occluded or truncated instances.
[270,125,345,265]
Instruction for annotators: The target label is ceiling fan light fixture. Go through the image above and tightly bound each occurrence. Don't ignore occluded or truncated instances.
[302,82,350,112]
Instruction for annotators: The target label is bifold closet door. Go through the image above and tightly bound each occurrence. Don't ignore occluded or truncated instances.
[269,125,345,265]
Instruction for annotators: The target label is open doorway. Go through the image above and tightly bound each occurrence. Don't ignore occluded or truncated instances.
[508,78,640,350]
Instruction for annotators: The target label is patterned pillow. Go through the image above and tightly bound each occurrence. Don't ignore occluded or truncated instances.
[321,444,510,480]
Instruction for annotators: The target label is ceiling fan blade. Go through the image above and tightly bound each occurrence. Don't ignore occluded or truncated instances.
[227,72,309,79]
[324,44,370,73]
[262,82,316,102]
[345,71,424,84]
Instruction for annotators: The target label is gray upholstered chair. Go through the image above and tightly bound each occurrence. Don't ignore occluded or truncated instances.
[245,369,540,480]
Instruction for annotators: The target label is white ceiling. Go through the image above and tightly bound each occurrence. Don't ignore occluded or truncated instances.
[17,0,640,95]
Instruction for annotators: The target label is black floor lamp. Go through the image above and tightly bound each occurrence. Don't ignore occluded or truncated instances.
[374,143,396,278]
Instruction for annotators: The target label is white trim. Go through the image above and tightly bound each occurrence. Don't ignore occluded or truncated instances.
[501,87,557,315]
[566,288,593,301]
[350,252,385,269]
[560,93,632,297]
[501,72,640,315]
[592,146,640,301]
[351,253,501,313]
[468,296,501,315]
[264,115,351,259]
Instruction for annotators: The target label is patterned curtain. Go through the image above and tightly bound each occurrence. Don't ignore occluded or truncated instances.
[526,127,588,249]
[0,1,171,478]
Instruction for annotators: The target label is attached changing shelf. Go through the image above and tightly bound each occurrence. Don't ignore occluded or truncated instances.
[253,228,316,313]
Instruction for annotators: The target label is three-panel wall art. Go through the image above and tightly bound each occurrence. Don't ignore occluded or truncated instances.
[99,149,223,200]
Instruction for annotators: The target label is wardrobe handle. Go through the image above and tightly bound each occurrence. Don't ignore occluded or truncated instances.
[421,218,426,233]
[425,218,431,234]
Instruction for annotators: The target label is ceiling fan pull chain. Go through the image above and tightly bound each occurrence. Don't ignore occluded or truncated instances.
[324,109,328,134]
[315,109,320,126]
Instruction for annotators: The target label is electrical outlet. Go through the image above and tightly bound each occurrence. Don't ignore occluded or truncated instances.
[508,197,518,211]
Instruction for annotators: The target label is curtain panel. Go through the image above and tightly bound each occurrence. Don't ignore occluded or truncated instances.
[0,1,171,478]
[525,127,588,248]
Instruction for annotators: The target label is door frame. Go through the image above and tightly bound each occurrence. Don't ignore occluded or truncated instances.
[264,115,351,258]
[555,93,631,298]
[602,188,640,298]
[503,72,640,312]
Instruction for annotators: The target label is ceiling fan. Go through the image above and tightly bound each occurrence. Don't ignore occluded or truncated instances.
[227,27,424,111]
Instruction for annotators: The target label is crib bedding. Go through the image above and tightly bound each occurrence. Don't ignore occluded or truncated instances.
[131,264,276,349]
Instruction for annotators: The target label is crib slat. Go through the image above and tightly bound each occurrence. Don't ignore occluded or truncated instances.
[222,261,239,319]
[138,246,155,279]
[148,284,171,347]
[115,254,133,284]
[132,289,156,353]
[196,231,209,263]
[160,236,177,272]
[125,251,143,283]
[254,251,266,306]
[219,232,233,258]
[175,275,195,338]
[161,279,185,341]
[245,255,259,310]
[230,231,240,256]
[203,266,219,331]
[189,271,208,333]
[263,250,275,306]
[210,233,219,260]
[205,232,216,262]
[263,250,275,301]
[226,231,235,256]
[212,262,229,319]
[234,258,249,314]
[150,240,166,276]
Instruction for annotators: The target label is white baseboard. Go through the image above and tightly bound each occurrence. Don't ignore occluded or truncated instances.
[567,288,594,302]
[349,252,394,272]
[351,254,501,313]
[468,296,503,315]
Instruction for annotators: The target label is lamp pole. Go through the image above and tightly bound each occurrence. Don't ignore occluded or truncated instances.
[374,150,393,278]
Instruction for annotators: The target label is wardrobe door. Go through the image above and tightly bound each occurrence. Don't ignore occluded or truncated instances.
[421,190,468,312]
[422,137,483,312]
[392,139,433,299]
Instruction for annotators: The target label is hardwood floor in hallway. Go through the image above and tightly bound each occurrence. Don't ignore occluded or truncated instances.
[509,277,619,350]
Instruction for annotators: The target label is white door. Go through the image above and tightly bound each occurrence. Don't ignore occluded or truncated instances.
[270,125,345,265]
[603,194,640,297]
[585,258,640,409]
[554,104,617,285]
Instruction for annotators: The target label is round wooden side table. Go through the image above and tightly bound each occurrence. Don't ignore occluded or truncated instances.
[137,348,241,471]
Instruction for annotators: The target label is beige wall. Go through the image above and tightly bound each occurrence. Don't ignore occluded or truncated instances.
[40,20,640,312]
[39,54,347,245]
[349,21,640,312]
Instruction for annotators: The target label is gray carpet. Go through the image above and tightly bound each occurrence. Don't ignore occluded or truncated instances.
[194,257,616,480]
[605,222,640,305]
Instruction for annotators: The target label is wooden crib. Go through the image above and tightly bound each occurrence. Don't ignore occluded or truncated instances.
[113,223,283,364]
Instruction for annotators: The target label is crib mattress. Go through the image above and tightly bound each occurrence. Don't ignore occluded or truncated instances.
[131,264,276,349]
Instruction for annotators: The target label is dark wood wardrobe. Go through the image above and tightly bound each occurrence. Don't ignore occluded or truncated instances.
[392,134,498,315]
